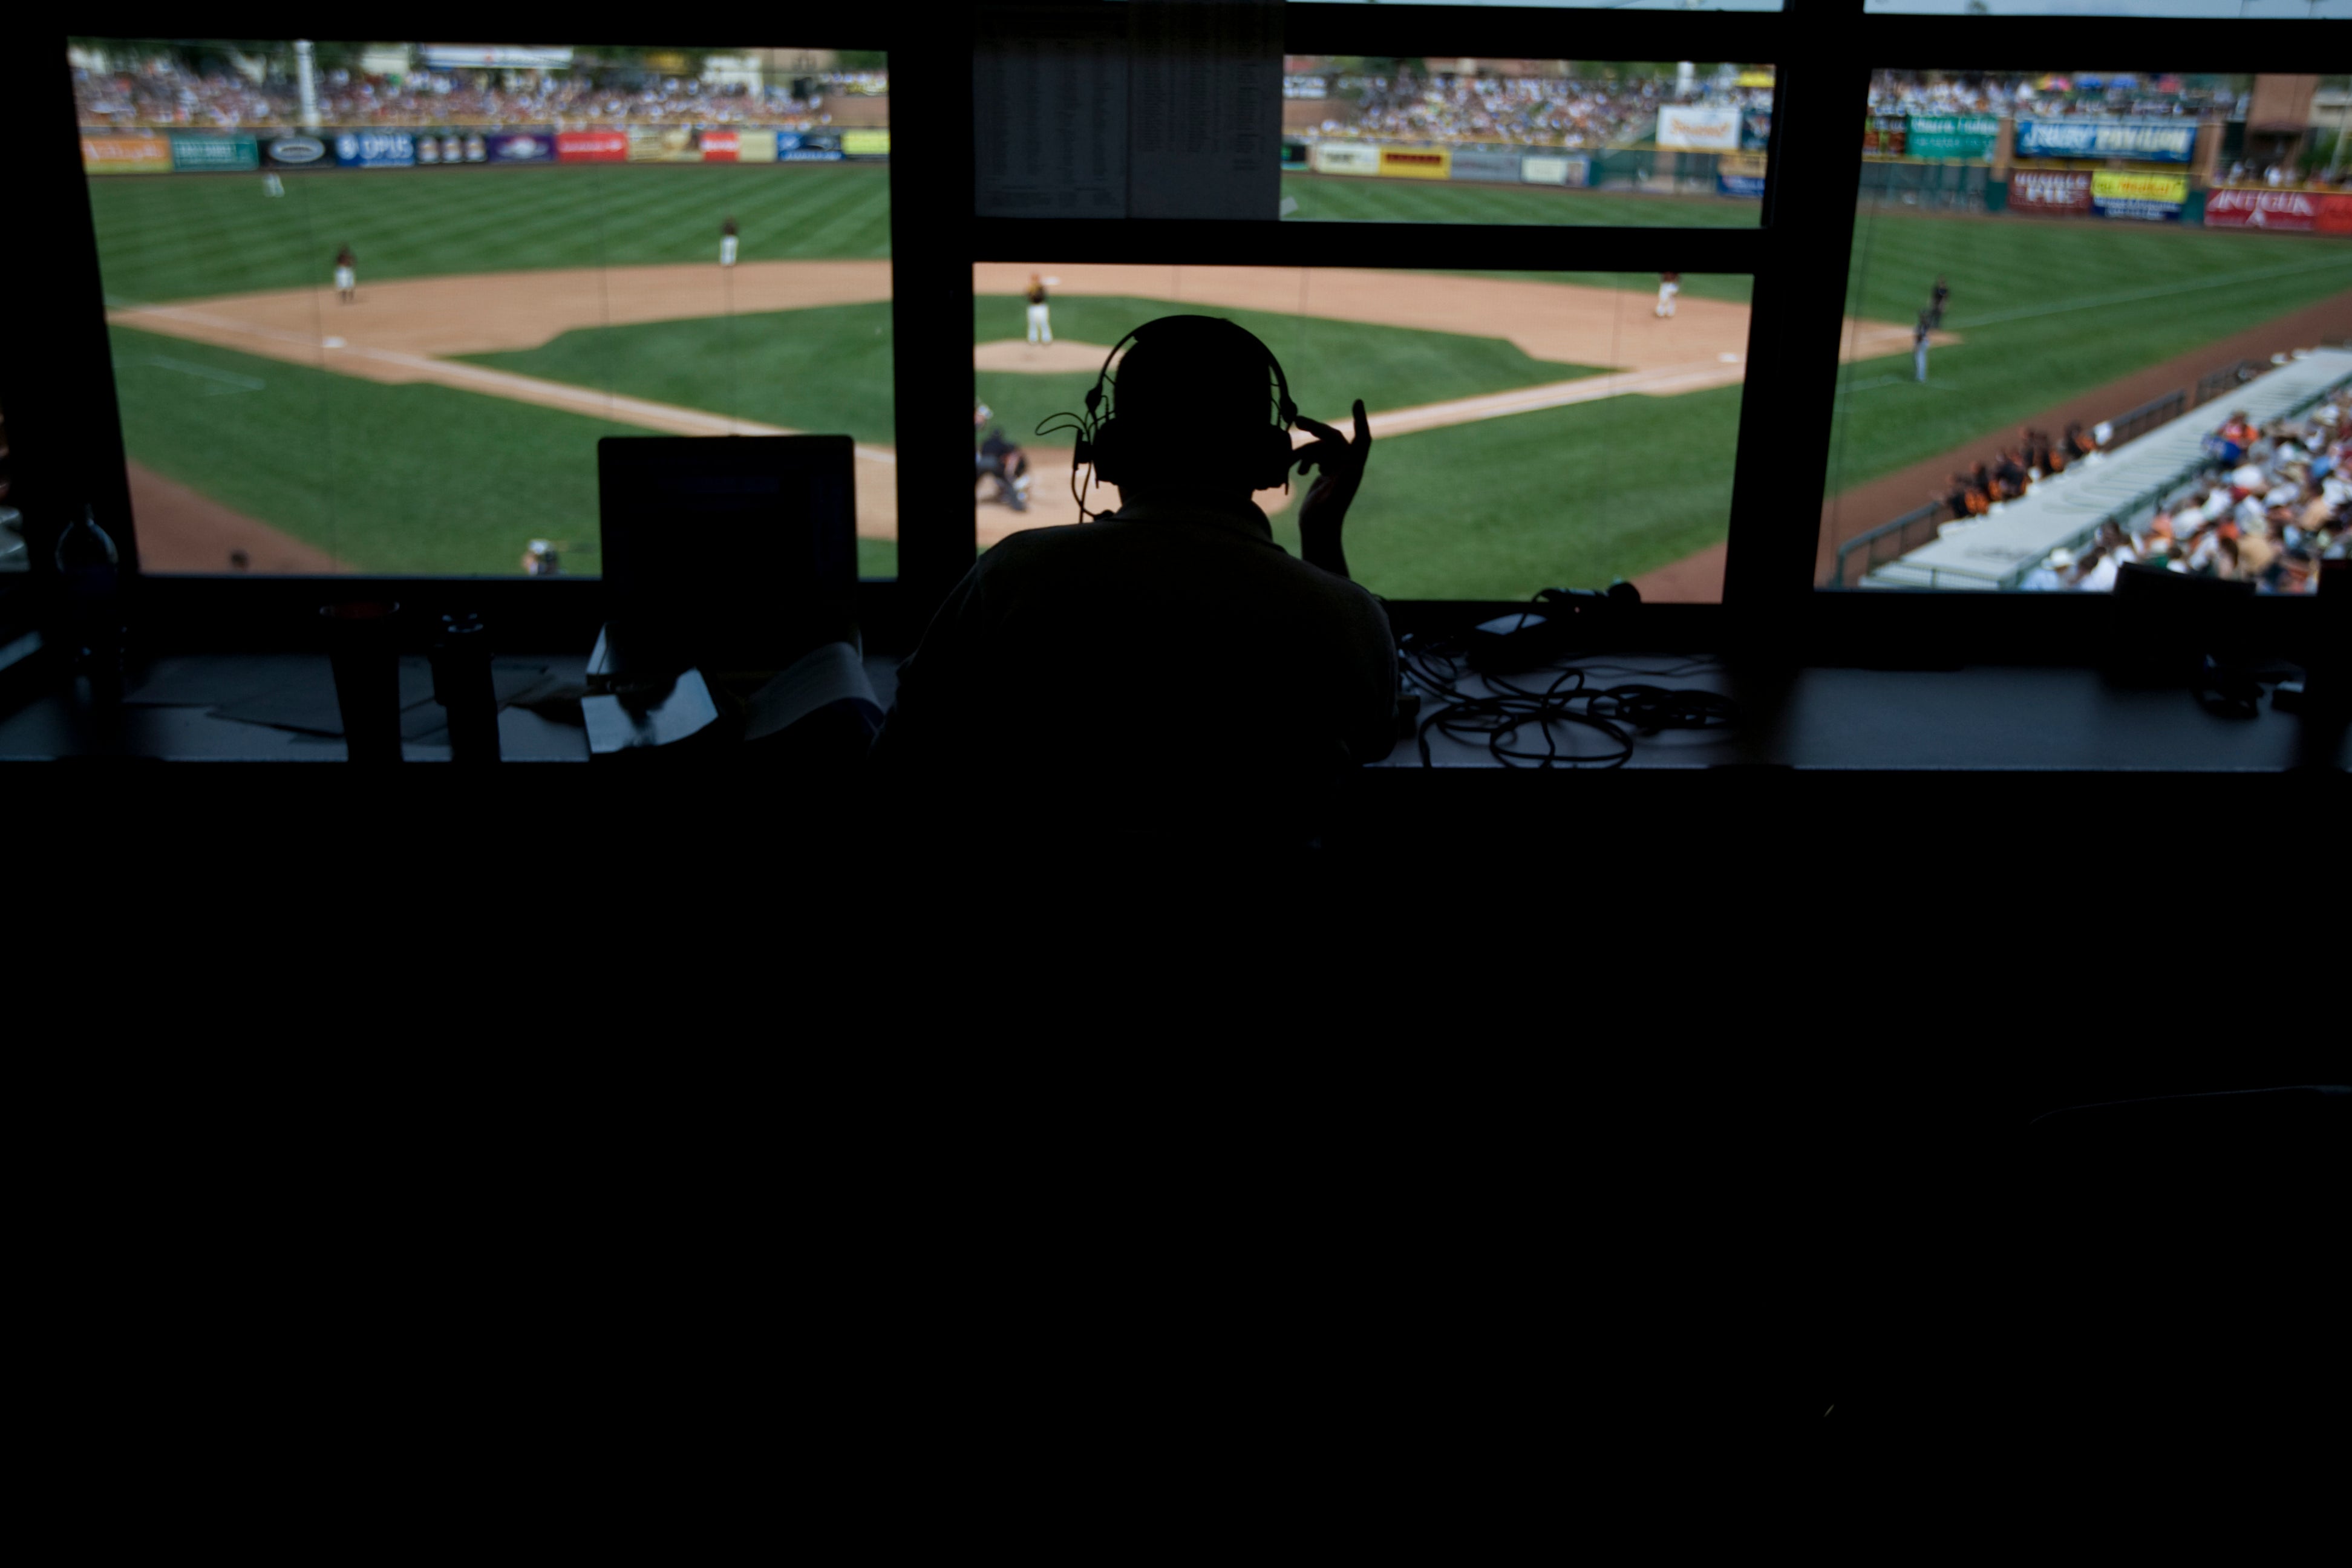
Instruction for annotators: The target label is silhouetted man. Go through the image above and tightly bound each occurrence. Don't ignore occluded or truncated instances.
[871,315,1394,846]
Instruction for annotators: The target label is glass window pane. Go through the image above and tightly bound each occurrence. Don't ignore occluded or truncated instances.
[1820,70,2352,595]
[976,264,1748,601]
[73,39,896,578]
[1281,59,1774,226]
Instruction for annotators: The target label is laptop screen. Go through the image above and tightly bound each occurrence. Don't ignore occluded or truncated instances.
[596,434,858,676]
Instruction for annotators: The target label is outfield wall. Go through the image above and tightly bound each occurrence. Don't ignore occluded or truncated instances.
[1293,139,1763,198]
[80,125,888,174]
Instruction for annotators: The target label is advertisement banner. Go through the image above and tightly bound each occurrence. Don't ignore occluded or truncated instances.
[335,130,416,168]
[2010,169,2092,214]
[170,132,258,172]
[2091,170,2186,221]
[1863,114,1907,157]
[1280,142,1308,170]
[1310,141,1380,176]
[2014,117,2195,163]
[1904,114,1998,161]
[81,132,169,174]
[1520,154,1588,188]
[1740,111,1772,151]
[485,129,556,164]
[841,129,890,158]
[1448,148,1522,183]
[736,129,777,163]
[415,132,478,165]
[2202,188,2327,231]
[2322,195,2352,235]
[1377,146,1449,180]
[556,129,627,163]
[1658,105,1740,152]
[265,134,330,168]
[699,129,740,163]
[1716,151,1768,198]
[629,126,701,162]
[779,131,843,162]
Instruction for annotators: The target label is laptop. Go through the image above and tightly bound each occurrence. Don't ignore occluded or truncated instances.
[592,435,859,682]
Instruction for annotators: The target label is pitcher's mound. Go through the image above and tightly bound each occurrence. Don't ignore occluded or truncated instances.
[973,339,1119,373]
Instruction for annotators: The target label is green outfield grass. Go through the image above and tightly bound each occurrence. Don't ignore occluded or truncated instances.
[462,301,898,444]
[1279,169,1761,227]
[111,323,897,577]
[87,162,892,304]
[971,291,1602,448]
[1828,212,2352,495]
[1269,385,1743,599]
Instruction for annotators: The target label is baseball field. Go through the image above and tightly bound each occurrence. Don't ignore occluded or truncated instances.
[88,158,2352,598]
[93,161,902,576]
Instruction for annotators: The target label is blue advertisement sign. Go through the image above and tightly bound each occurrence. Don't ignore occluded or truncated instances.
[1718,173,1768,198]
[334,129,417,168]
[485,129,557,164]
[776,131,802,152]
[2013,118,2195,163]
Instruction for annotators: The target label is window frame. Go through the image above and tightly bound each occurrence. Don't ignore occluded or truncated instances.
[3,5,2344,672]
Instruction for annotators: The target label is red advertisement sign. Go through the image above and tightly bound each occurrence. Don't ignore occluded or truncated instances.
[2204,188,2319,231]
[699,129,739,163]
[555,129,627,163]
[2321,195,2352,235]
[2010,170,2092,215]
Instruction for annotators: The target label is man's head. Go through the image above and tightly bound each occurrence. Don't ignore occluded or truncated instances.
[1089,316,1294,503]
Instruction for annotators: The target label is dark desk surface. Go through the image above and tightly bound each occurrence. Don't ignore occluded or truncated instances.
[0,649,2341,771]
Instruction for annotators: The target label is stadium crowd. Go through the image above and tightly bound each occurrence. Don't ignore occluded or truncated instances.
[73,60,884,129]
[1289,68,1768,149]
[1867,70,2230,120]
[2001,385,2350,594]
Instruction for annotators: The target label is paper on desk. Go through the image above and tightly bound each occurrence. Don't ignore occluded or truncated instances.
[210,656,437,736]
[400,665,554,745]
[583,668,720,754]
[741,641,880,743]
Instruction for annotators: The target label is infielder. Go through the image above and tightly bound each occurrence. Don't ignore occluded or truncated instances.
[1929,275,1950,329]
[1913,311,1932,383]
[1656,270,1681,319]
[334,243,358,304]
[1027,274,1053,345]
[263,171,284,197]
[720,215,739,269]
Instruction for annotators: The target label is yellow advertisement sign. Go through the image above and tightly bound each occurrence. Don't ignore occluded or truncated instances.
[1719,152,1769,179]
[2092,171,2187,203]
[627,125,701,163]
[1377,146,1450,180]
[82,133,170,174]
[841,129,890,156]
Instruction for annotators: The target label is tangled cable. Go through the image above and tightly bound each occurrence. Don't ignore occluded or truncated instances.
[1399,632,1739,768]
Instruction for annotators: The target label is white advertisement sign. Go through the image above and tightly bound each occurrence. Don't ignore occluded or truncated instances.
[1520,154,1587,188]
[1312,141,1381,175]
[1658,105,1740,152]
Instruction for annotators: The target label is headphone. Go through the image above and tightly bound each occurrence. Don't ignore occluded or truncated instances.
[1058,316,1299,515]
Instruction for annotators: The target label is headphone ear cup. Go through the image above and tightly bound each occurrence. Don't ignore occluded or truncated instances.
[1088,419,1119,486]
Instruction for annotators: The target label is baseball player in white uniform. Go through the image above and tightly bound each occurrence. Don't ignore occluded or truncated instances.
[263,171,284,197]
[1656,271,1681,319]
[1026,274,1057,345]
[721,215,739,269]
[334,244,358,304]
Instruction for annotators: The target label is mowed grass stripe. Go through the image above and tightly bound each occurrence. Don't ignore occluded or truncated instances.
[1269,383,1745,599]
[1828,212,2352,494]
[1279,171,1763,228]
[88,164,892,302]
[462,301,900,443]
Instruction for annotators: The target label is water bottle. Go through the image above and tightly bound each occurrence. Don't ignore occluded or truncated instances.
[54,505,124,702]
